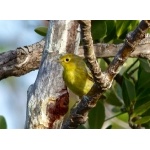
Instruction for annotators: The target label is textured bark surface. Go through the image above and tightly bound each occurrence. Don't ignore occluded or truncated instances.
[79,20,104,88]
[0,39,44,80]
[1,37,150,81]
[25,20,79,129]
[79,36,150,59]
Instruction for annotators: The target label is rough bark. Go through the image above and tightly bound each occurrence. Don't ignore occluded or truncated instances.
[0,39,44,80]
[25,20,79,129]
[1,37,150,81]
[79,20,104,88]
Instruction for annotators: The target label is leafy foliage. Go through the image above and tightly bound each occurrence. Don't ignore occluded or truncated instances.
[122,76,136,109]
[91,20,139,44]
[88,20,150,129]
[88,101,105,129]
[0,115,7,129]
[104,81,123,107]
[34,26,48,36]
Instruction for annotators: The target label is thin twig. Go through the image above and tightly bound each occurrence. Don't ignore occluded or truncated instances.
[105,112,125,121]
[125,59,139,74]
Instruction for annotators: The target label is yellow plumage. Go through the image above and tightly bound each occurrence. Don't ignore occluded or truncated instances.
[59,53,94,97]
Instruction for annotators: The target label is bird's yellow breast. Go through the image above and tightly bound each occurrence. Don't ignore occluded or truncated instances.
[63,67,93,97]
[59,53,94,97]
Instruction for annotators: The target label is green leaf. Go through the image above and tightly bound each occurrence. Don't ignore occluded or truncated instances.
[139,58,150,73]
[88,101,105,129]
[116,20,133,38]
[104,20,139,44]
[131,101,150,118]
[34,26,48,36]
[91,20,107,42]
[135,94,150,110]
[136,87,150,103]
[105,90,122,106]
[122,76,136,108]
[104,82,123,106]
[105,20,116,36]
[136,64,150,95]
[103,20,116,43]
[0,115,7,129]
[105,125,112,129]
[134,116,150,125]
[77,124,86,129]
[127,20,139,32]
[98,58,108,71]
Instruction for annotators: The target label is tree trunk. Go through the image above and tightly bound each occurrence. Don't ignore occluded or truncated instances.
[25,20,79,129]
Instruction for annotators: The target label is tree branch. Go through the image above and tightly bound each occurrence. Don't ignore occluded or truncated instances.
[0,39,44,80]
[62,20,150,129]
[1,36,150,81]
[106,20,150,83]
[79,20,104,88]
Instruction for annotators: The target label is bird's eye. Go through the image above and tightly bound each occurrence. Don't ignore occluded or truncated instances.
[65,58,70,62]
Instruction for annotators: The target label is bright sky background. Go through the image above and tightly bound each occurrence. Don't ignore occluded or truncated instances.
[0,20,44,128]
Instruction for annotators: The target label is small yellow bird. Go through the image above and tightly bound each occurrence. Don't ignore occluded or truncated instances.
[59,53,94,98]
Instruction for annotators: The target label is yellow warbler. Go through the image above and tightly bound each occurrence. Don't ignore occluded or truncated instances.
[59,53,94,97]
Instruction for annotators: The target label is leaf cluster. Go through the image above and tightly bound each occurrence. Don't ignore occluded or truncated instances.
[80,20,150,129]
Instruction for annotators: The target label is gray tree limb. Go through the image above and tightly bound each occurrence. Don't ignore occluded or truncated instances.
[1,37,150,81]
[0,39,44,80]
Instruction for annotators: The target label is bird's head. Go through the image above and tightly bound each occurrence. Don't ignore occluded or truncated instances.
[59,53,83,70]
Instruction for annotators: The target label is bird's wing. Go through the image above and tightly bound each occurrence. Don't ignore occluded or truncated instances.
[85,65,94,82]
